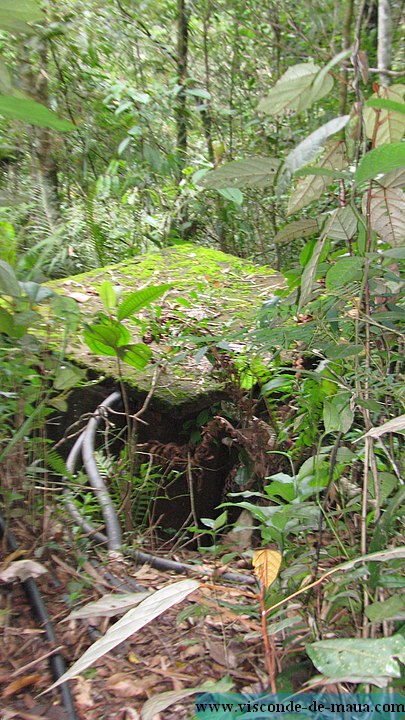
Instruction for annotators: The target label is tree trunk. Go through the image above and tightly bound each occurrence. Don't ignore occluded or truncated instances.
[176,0,189,173]
[378,0,392,86]
[20,41,60,228]
[339,0,355,116]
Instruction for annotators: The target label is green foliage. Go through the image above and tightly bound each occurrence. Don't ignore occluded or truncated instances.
[0,0,43,34]
[83,281,170,370]
[0,260,81,464]
[0,96,75,131]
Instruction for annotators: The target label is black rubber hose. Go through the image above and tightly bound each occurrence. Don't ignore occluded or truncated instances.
[0,513,78,720]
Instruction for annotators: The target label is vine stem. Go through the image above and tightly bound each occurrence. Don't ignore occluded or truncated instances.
[259,583,277,694]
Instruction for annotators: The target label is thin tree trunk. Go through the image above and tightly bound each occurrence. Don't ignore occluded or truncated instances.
[378,0,392,86]
[20,41,60,227]
[176,0,189,172]
[339,0,355,116]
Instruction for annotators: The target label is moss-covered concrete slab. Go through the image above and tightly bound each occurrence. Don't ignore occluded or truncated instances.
[48,245,283,413]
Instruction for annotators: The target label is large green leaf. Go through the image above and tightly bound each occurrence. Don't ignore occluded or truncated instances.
[53,365,86,391]
[366,595,405,622]
[274,218,320,244]
[258,62,333,116]
[83,321,131,356]
[364,85,405,145]
[46,579,199,692]
[288,141,348,215]
[298,235,327,310]
[0,0,42,33]
[117,284,171,321]
[119,343,152,369]
[355,143,405,184]
[0,259,21,297]
[323,392,354,434]
[326,256,364,290]
[307,635,405,685]
[200,157,280,190]
[217,187,244,205]
[0,96,75,131]
[366,97,405,116]
[99,281,117,312]
[324,206,357,241]
[362,186,405,246]
[0,306,14,335]
[283,115,350,178]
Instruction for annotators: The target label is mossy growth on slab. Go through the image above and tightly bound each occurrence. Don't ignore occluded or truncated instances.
[48,245,283,413]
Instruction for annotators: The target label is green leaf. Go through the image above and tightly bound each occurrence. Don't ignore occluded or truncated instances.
[53,365,85,391]
[84,321,131,356]
[99,281,117,312]
[0,96,75,131]
[200,157,280,190]
[364,85,405,145]
[265,481,295,503]
[381,247,405,259]
[325,256,364,290]
[186,88,211,100]
[213,510,228,531]
[216,188,244,205]
[0,0,43,33]
[306,635,405,684]
[366,595,405,622]
[19,281,54,303]
[355,143,405,184]
[258,62,333,116]
[117,284,170,321]
[323,392,354,434]
[366,97,405,115]
[298,235,327,310]
[274,218,320,244]
[0,259,21,297]
[120,343,152,369]
[283,115,350,178]
[0,306,14,335]
[323,343,363,360]
[295,166,348,179]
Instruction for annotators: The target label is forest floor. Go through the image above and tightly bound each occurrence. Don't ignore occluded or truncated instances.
[0,520,308,720]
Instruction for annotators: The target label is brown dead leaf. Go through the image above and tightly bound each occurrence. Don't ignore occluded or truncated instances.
[106,673,140,698]
[2,674,42,697]
[0,560,47,583]
[106,673,161,698]
[206,640,239,669]
[73,676,94,709]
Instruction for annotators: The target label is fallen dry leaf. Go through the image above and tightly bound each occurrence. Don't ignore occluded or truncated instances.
[73,676,94,709]
[0,560,47,583]
[2,674,42,698]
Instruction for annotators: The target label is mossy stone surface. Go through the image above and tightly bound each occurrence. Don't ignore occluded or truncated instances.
[48,245,283,413]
